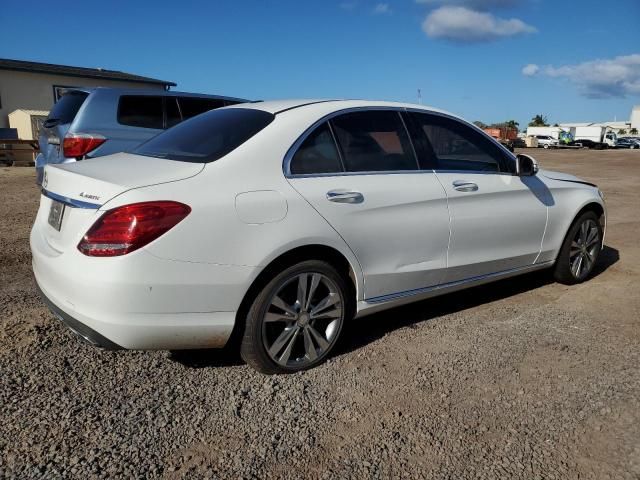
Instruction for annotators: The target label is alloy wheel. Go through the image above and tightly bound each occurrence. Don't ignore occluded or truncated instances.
[569,218,600,280]
[261,272,344,368]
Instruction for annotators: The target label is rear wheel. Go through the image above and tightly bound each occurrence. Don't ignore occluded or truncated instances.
[554,211,602,284]
[240,260,350,374]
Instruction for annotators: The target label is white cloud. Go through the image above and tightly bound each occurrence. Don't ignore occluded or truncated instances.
[522,63,540,76]
[532,54,640,98]
[416,0,521,9]
[373,3,391,14]
[422,6,536,42]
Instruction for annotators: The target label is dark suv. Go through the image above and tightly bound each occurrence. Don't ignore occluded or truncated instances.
[36,88,248,184]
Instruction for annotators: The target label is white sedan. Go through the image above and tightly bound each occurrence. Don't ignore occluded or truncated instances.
[31,100,606,373]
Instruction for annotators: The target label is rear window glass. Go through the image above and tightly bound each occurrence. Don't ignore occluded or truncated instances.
[48,91,88,124]
[133,108,274,163]
[178,97,226,120]
[290,123,343,175]
[118,96,163,129]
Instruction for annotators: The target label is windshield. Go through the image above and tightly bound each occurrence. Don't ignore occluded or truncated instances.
[134,108,275,163]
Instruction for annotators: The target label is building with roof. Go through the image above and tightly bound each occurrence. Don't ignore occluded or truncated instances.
[0,58,176,129]
[559,105,640,134]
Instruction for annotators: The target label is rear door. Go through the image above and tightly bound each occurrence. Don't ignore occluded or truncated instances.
[286,109,450,300]
[408,112,548,283]
[39,90,89,165]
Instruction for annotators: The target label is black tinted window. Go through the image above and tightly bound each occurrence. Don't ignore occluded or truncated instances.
[290,123,343,175]
[179,97,226,120]
[331,111,417,172]
[410,113,507,173]
[118,96,163,129]
[165,97,181,128]
[134,108,274,163]
[48,91,88,124]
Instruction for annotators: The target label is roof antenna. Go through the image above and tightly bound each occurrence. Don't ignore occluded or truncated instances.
[417,88,422,105]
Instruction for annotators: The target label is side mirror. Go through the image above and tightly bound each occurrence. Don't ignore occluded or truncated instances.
[516,153,539,176]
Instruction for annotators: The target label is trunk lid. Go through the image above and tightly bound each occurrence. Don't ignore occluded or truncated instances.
[38,152,204,253]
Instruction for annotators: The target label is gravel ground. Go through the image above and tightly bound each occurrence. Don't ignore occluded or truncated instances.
[1,149,639,479]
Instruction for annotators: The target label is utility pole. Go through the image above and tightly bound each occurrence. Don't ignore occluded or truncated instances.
[417,88,422,105]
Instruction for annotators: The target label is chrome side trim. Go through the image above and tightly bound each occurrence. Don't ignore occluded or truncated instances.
[41,189,101,209]
[356,261,555,317]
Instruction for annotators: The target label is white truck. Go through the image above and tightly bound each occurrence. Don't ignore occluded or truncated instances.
[526,126,567,140]
[572,126,617,149]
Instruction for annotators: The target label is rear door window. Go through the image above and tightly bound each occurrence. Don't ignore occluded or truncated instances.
[117,96,164,129]
[178,97,226,120]
[47,91,88,124]
[330,111,417,172]
[290,123,343,175]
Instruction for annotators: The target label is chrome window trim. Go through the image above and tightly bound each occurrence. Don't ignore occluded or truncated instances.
[41,189,101,209]
[283,106,518,178]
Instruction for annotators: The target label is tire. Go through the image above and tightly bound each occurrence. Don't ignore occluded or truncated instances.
[240,260,351,374]
[553,211,603,285]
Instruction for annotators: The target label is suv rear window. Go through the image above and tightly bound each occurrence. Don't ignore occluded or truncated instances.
[48,91,88,124]
[133,108,274,163]
[118,96,164,129]
[178,97,227,120]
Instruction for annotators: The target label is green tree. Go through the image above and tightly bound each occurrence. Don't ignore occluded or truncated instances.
[619,129,627,135]
[528,114,549,127]
[505,119,519,131]
[473,121,488,129]
[630,127,638,135]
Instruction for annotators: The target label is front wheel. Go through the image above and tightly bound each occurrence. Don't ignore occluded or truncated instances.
[553,211,603,285]
[240,260,350,374]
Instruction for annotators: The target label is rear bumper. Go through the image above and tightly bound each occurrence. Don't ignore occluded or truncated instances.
[35,280,123,350]
[31,221,256,350]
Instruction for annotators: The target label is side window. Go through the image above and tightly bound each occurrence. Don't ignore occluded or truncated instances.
[165,97,181,128]
[117,96,163,129]
[178,97,226,120]
[410,113,507,173]
[290,123,343,175]
[331,111,417,172]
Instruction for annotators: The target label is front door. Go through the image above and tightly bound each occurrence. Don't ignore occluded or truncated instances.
[407,112,549,283]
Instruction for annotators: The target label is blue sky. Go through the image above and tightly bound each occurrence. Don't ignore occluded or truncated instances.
[1,0,639,128]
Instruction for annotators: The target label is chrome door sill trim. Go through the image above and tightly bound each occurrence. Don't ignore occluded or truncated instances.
[357,261,554,316]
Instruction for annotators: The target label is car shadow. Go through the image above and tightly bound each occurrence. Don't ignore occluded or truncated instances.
[336,245,619,357]
[169,245,619,370]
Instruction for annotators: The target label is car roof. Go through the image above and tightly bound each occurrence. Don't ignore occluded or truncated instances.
[228,98,459,118]
[62,86,249,103]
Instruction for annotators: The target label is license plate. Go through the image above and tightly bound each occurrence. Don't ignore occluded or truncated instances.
[48,200,65,231]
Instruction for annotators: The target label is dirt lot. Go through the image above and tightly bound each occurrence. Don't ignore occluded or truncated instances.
[1,149,639,479]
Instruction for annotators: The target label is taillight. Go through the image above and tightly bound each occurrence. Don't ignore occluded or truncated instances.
[78,201,191,257]
[63,133,106,158]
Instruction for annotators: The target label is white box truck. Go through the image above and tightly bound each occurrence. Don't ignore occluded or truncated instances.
[572,127,617,149]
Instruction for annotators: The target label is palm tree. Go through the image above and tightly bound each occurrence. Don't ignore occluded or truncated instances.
[619,129,627,135]
[505,119,519,131]
[473,121,488,129]
[528,114,549,127]
[630,128,638,135]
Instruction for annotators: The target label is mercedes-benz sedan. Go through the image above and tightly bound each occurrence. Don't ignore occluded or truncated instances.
[31,100,606,374]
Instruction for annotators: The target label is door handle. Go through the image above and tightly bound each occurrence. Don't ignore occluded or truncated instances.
[326,190,364,204]
[452,180,478,192]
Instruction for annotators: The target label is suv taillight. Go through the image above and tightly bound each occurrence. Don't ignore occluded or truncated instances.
[78,201,191,257]
[63,133,106,158]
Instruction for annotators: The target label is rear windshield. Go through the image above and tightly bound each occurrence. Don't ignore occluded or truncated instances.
[48,91,89,124]
[133,108,274,163]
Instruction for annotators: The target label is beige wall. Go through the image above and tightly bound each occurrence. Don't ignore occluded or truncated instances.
[0,70,166,128]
